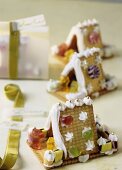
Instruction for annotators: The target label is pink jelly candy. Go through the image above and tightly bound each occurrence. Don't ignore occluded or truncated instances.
[88,32,99,44]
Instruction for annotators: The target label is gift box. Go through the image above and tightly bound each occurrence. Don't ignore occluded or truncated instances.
[0,15,49,79]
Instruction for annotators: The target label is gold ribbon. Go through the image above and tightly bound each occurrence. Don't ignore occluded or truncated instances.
[4,84,25,108]
[0,84,25,169]
[9,22,20,79]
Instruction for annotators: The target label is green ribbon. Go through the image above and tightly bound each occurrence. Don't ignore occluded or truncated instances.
[0,84,25,169]
[9,22,20,79]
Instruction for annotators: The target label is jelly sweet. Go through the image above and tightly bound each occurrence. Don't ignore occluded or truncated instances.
[28,128,46,150]
[88,31,99,44]
[61,115,73,126]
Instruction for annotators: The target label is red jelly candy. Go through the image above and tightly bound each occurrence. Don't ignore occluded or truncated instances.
[88,32,99,44]
[57,43,68,56]
[28,128,46,150]
[61,115,73,126]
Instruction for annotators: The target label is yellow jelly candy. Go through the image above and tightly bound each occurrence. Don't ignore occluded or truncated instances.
[54,150,63,163]
[69,81,78,93]
[47,137,55,150]
[64,49,74,62]
[101,142,112,153]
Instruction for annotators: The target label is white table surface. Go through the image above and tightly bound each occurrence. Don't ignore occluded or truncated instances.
[0,0,122,170]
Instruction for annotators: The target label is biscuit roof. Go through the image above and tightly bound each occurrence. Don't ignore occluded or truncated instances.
[44,97,93,158]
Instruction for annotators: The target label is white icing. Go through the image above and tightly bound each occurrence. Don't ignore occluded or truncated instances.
[85,140,95,151]
[73,58,87,95]
[108,133,118,142]
[66,90,87,101]
[78,47,100,58]
[44,150,55,162]
[105,149,114,155]
[105,76,117,90]
[104,45,116,57]
[51,45,59,55]
[65,100,75,109]
[74,99,83,106]
[78,154,89,163]
[61,52,78,76]
[101,75,117,91]
[79,112,88,121]
[86,84,93,94]
[100,79,106,89]
[83,96,93,105]
[81,59,88,69]
[80,19,98,27]
[44,104,67,158]
[92,92,99,98]
[47,79,60,92]
[95,55,102,64]
[82,127,91,134]
[65,132,73,142]
[65,26,85,52]
[58,103,66,111]
[97,137,107,146]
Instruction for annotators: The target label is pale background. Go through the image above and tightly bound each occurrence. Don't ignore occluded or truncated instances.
[0,0,122,170]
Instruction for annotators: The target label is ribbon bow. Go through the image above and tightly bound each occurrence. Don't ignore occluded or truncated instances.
[0,84,25,169]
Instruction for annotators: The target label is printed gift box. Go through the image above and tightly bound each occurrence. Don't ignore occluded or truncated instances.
[0,15,49,79]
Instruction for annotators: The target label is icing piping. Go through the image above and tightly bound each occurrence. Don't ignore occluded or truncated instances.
[61,52,78,76]
[63,56,87,100]
[65,26,85,52]
[44,104,67,159]
[74,58,87,93]
[65,19,98,52]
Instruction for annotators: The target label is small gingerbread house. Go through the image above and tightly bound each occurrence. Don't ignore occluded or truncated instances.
[51,19,116,64]
[65,19,103,53]
[28,97,118,169]
[47,47,117,101]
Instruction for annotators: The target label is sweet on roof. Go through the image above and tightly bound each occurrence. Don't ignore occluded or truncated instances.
[28,97,118,169]
[48,47,117,100]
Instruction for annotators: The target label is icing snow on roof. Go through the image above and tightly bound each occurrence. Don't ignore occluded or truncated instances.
[77,47,100,58]
[76,19,98,28]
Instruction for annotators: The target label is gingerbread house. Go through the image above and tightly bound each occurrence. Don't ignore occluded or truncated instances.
[27,97,118,169]
[51,19,116,64]
[47,47,117,101]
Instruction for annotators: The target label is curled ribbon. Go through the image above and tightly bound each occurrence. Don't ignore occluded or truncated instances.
[4,84,25,108]
[0,84,25,169]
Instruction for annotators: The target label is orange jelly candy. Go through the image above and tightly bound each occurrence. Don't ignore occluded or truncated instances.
[28,128,46,150]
